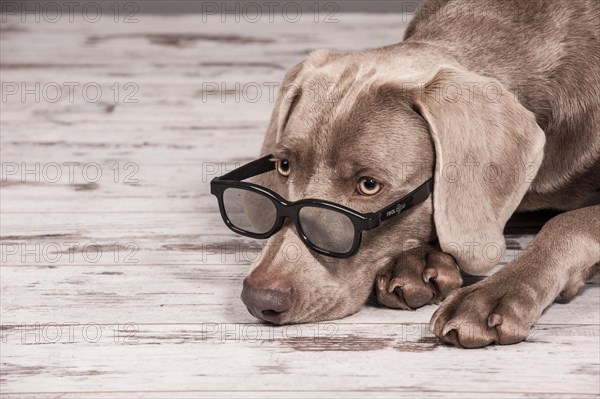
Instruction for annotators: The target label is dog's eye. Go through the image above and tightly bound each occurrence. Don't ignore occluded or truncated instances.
[277,159,291,177]
[357,177,381,196]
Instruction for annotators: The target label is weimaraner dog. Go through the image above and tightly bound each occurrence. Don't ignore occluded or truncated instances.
[237,0,600,347]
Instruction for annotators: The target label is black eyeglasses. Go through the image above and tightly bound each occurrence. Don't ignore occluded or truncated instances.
[210,155,433,258]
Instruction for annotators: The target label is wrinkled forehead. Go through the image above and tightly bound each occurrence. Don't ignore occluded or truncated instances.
[275,58,430,175]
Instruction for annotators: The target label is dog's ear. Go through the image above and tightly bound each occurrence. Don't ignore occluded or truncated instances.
[249,60,306,196]
[261,49,342,155]
[257,50,342,194]
[260,60,305,156]
[412,67,545,275]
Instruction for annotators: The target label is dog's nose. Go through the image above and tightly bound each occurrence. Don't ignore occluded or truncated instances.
[241,278,292,323]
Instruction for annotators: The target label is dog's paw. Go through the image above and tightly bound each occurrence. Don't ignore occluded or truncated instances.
[430,278,540,348]
[376,246,462,310]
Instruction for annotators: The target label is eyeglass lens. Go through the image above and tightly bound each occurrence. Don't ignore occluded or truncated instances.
[222,188,278,234]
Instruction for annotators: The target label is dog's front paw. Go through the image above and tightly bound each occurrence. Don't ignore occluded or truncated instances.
[430,278,540,348]
[376,246,462,310]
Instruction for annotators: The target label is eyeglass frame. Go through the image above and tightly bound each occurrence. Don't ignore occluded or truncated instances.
[210,154,433,258]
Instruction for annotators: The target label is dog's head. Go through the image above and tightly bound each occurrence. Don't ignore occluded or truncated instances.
[241,46,545,324]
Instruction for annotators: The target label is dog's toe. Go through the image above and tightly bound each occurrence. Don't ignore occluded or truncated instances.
[430,280,537,348]
[425,251,462,299]
[398,279,434,308]
[376,270,411,309]
[375,245,462,310]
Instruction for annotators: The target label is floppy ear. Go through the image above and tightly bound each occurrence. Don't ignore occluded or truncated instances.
[413,67,545,275]
[260,49,342,156]
[246,60,306,197]
[256,49,342,193]
[238,62,307,228]
[259,60,305,157]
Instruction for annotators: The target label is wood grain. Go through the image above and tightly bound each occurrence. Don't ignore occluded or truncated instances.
[1,12,598,399]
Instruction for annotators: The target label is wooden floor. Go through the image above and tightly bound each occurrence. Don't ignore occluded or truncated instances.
[1,12,599,399]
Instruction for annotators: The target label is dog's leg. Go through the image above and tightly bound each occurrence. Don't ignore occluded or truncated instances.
[376,244,462,310]
[431,205,600,348]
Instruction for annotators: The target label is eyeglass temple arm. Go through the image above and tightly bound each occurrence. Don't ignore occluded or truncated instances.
[215,154,276,181]
[374,178,434,224]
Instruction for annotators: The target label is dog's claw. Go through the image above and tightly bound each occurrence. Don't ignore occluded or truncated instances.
[388,277,403,293]
[376,271,409,309]
[423,267,438,283]
[440,324,461,347]
[488,313,503,328]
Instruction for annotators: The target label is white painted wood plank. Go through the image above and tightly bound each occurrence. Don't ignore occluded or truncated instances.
[0,392,591,399]
[2,11,599,399]
[0,212,540,268]
[1,14,408,126]
[1,323,598,397]
[1,265,598,325]
[1,213,597,325]
[0,122,266,177]
[0,124,266,164]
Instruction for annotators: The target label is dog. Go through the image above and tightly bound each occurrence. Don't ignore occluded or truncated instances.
[239,0,600,348]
